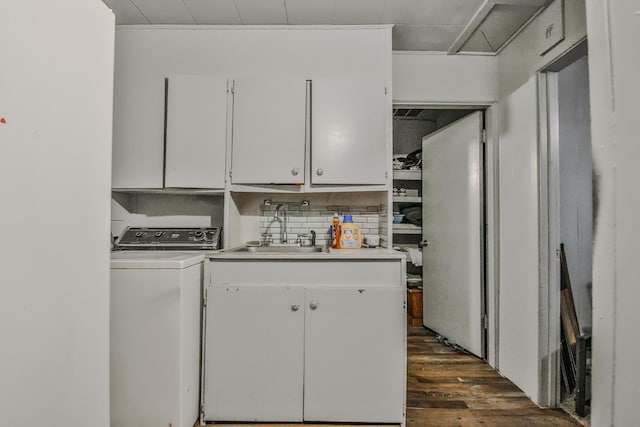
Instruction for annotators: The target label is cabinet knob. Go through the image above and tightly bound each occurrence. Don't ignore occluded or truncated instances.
[291,167,299,176]
[309,300,319,310]
[291,304,300,312]
[316,168,323,176]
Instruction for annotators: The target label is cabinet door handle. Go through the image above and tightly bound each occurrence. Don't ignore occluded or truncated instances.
[316,168,323,176]
[291,304,300,312]
[309,300,319,310]
[291,167,299,176]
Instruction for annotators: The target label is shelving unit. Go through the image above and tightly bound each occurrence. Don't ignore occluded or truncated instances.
[393,165,423,326]
[392,170,421,181]
[392,168,423,244]
[392,196,422,203]
[392,165,423,290]
[392,223,422,234]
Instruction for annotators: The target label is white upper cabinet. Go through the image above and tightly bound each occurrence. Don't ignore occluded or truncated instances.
[112,78,165,189]
[165,75,228,189]
[112,27,391,190]
[231,78,307,185]
[311,76,388,185]
[112,73,228,190]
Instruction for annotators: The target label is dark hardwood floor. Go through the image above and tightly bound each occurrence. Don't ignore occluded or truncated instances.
[405,326,580,426]
[196,326,580,426]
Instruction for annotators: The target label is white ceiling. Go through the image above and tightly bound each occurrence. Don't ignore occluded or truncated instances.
[102,0,548,52]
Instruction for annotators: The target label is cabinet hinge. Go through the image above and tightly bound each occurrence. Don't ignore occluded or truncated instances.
[384,86,388,95]
[482,314,489,329]
[203,288,208,307]
[228,80,235,94]
[385,171,388,179]
[229,170,233,178]
[481,129,487,144]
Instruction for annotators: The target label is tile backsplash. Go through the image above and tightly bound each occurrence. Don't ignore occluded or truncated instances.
[259,203,383,247]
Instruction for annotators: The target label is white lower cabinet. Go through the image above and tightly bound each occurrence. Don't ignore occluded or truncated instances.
[202,259,406,424]
[304,287,405,422]
[203,286,305,422]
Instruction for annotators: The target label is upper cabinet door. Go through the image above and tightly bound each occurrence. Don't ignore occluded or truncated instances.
[231,78,307,185]
[112,78,165,189]
[311,76,388,185]
[165,75,228,189]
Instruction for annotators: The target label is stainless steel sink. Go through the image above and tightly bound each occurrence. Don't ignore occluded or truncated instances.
[226,245,324,254]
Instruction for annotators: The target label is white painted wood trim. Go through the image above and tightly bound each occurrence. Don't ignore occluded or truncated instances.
[447,0,494,55]
[116,24,395,31]
[536,71,561,407]
[485,103,501,369]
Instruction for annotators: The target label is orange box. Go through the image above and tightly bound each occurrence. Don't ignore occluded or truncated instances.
[407,288,423,318]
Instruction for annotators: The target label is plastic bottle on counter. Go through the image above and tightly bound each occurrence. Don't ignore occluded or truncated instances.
[335,215,362,249]
[330,213,341,248]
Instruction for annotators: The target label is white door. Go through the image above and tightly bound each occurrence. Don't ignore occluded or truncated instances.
[165,75,228,188]
[422,111,484,357]
[311,76,387,185]
[202,286,305,422]
[231,78,307,184]
[304,287,405,423]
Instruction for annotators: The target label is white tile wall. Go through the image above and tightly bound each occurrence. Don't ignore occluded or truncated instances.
[259,203,382,247]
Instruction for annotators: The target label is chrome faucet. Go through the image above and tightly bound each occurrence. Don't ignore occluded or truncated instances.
[296,230,317,247]
[274,204,288,244]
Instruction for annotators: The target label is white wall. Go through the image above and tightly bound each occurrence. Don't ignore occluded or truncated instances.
[393,119,436,155]
[586,1,640,425]
[498,0,587,99]
[0,2,114,426]
[558,57,593,333]
[111,194,224,238]
[496,76,541,404]
[393,52,497,104]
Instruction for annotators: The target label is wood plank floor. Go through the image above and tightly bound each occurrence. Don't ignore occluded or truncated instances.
[196,326,580,427]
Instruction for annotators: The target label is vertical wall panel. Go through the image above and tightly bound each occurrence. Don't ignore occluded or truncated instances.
[587,0,640,425]
[0,1,114,425]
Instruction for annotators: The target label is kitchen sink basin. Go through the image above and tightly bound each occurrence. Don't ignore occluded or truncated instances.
[226,245,325,254]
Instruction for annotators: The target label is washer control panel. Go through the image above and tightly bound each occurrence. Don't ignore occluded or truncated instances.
[114,227,221,250]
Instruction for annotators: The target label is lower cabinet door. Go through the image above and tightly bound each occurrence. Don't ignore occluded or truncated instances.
[203,286,305,422]
[303,286,405,422]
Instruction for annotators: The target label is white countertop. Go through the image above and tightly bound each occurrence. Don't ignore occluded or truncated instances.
[208,247,406,261]
[111,251,206,269]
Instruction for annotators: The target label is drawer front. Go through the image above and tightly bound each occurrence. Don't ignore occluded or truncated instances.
[208,260,403,287]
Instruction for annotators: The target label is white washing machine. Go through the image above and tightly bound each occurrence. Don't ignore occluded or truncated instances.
[110,227,220,427]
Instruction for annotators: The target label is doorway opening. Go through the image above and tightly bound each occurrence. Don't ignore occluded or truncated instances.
[539,40,593,419]
[392,105,491,361]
